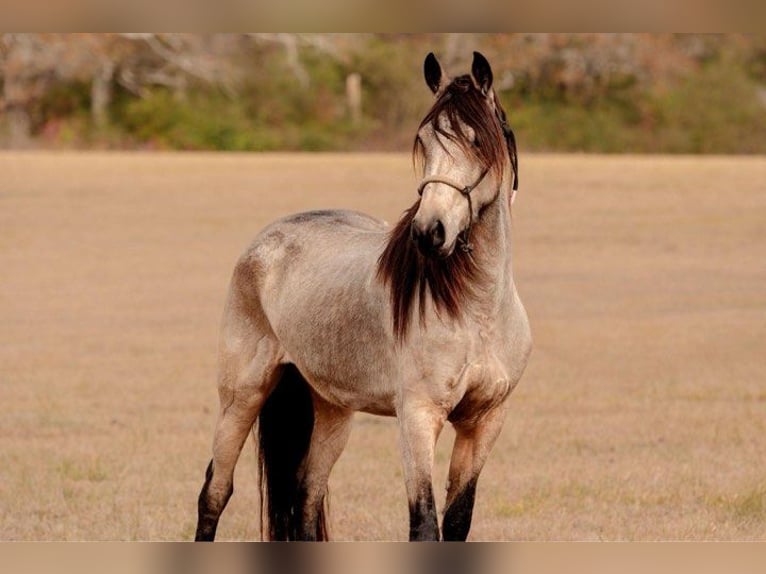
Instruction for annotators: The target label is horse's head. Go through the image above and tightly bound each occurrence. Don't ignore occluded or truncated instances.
[411,51,511,258]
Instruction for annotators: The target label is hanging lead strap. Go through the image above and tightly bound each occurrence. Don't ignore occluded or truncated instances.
[457,188,474,253]
[496,112,518,192]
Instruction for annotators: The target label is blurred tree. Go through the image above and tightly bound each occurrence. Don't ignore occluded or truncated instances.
[1,34,64,146]
[1,34,248,143]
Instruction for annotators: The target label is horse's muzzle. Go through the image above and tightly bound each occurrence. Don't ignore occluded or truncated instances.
[411,219,446,256]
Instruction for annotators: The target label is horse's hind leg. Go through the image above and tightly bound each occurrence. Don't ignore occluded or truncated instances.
[442,402,509,541]
[195,303,283,541]
[294,396,353,540]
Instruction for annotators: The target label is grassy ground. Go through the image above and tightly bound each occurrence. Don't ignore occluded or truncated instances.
[0,152,764,540]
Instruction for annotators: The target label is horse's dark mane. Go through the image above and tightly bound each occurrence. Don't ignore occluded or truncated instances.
[377,74,516,340]
[376,200,484,340]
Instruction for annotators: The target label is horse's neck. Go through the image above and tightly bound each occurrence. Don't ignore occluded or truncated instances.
[472,182,515,317]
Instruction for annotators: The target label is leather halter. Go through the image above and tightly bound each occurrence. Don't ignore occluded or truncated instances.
[416,167,489,253]
[415,106,518,254]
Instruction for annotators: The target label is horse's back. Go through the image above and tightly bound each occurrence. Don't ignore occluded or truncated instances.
[232,207,387,290]
[276,209,388,232]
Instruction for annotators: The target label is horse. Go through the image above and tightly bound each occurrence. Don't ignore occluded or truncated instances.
[194,51,532,542]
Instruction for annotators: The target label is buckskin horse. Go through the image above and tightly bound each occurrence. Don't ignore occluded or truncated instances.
[195,51,532,541]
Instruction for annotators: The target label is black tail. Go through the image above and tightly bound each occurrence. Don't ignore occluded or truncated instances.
[257,363,328,541]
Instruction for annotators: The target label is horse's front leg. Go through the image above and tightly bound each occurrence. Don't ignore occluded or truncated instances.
[442,401,510,541]
[397,396,446,541]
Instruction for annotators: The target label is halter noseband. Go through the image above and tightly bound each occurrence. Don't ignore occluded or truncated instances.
[417,167,489,253]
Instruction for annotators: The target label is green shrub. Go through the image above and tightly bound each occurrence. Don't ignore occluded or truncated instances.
[116,90,255,150]
[498,57,766,154]
[650,59,766,153]
[505,98,644,153]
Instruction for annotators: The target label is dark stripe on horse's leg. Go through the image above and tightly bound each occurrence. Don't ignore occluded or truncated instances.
[442,477,478,541]
[409,483,440,541]
[195,459,233,541]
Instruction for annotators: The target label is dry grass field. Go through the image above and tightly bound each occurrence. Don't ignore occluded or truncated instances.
[1,152,765,541]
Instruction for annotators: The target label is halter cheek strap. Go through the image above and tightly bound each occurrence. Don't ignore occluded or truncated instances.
[416,166,489,253]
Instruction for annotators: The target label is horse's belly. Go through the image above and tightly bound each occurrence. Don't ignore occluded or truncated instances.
[283,354,396,416]
[277,311,398,416]
[308,374,396,417]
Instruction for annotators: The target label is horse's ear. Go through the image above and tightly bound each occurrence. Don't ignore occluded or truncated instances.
[471,51,493,95]
[424,52,444,94]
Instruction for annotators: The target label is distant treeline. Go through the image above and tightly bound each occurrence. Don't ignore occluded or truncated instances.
[1,33,765,153]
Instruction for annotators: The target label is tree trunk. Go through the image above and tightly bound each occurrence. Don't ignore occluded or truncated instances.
[346,73,362,125]
[444,34,472,68]
[5,105,32,148]
[3,76,31,148]
[91,61,115,129]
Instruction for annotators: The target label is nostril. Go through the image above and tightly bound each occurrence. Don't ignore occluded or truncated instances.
[411,220,444,255]
[431,220,445,248]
